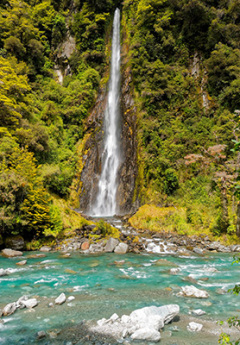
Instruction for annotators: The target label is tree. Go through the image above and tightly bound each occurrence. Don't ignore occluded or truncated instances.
[0,56,30,128]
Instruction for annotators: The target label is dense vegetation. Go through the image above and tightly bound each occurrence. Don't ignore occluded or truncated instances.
[0,0,118,246]
[122,0,240,241]
[0,0,240,246]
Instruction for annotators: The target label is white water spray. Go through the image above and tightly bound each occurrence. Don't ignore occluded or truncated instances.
[91,8,121,217]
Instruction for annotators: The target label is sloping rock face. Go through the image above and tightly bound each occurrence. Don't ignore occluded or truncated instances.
[78,40,138,215]
[78,88,107,213]
[117,64,139,214]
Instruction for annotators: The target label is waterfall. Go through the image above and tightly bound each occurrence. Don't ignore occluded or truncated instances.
[90,8,121,217]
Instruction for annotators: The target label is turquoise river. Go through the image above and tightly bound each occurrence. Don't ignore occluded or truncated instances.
[0,251,239,344]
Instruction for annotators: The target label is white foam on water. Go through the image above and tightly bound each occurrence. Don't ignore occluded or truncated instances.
[34,278,58,284]
[73,284,89,292]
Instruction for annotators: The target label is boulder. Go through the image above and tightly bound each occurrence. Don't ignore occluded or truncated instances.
[105,238,119,252]
[40,246,51,252]
[192,309,206,316]
[21,298,38,309]
[37,331,46,339]
[131,327,161,341]
[89,243,104,253]
[193,247,204,255]
[203,267,219,273]
[27,253,46,259]
[16,295,29,309]
[114,242,128,254]
[130,305,180,330]
[0,268,7,276]
[81,242,90,250]
[2,302,18,316]
[92,304,180,341]
[67,296,75,302]
[216,288,227,295]
[178,285,209,298]
[2,248,23,258]
[170,268,181,275]
[55,293,66,305]
[154,259,178,267]
[187,322,203,332]
[230,245,240,252]
[16,260,27,266]
[5,236,25,250]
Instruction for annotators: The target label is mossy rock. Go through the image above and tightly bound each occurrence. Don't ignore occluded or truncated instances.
[154,259,178,267]
[5,235,25,250]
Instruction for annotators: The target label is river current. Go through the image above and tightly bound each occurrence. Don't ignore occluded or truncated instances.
[0,251,239,344]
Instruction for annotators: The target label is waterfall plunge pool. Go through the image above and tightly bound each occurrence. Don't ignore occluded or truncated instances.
[0,251,239,344]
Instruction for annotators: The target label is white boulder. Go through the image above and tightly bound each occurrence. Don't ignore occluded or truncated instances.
[0,268,7,276]
[2,302,18,316]
[114,243,128,254]
[105,238,119,252]
[92,304,180,341]
[131,327,161,341]
[192,309,206,316]
[2,248,23,258]
[170,268,181,275]
[55,293,66,305]
[130,304,180,329]
[21,298,38,309]
[67,296,75,302]
[178,285,209,298]
[187,322,203,332]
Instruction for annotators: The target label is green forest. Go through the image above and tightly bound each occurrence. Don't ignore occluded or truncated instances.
[0,0,240,248]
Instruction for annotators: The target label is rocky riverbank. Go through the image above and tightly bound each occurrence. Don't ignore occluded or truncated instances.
[51,222,240,255]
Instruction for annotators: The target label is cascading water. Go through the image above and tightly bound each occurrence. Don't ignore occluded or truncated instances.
[91,8,121,217]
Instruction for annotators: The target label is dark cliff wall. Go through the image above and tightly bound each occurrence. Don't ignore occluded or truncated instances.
[78,35,139,215]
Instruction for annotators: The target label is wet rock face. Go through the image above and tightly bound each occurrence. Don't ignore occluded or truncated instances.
[117,65,139,214]
[79,56,138,215]
[78,88,107,214]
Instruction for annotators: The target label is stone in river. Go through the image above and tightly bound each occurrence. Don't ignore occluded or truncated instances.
[178,285,209,298]
[192,309,206,316]
[154,259,178,267]
[0,268,8,276]
[130,305,180,327]
[16,260,27,266]
[16,295,29,309]
[187,322,203,332]
[93,304,180,341]
[89,261,100,268]
[27,253,46,259]
[89,243,104,253]
[216,288,227,295]
[114,260,125,265]
[55,293,66,305]
[170,268,181,275]
[22,298,38,309]
[67,296,75,302]
[64,269,77,274]
[40,246,51,252]
[105,237,119,252]
[2,248,23,258]
[81,242,89,250]
[37,331,46,339]
[2,302,18,316]
[131,327,161,341]
[193,247,204,255]
[114,242,128,254]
